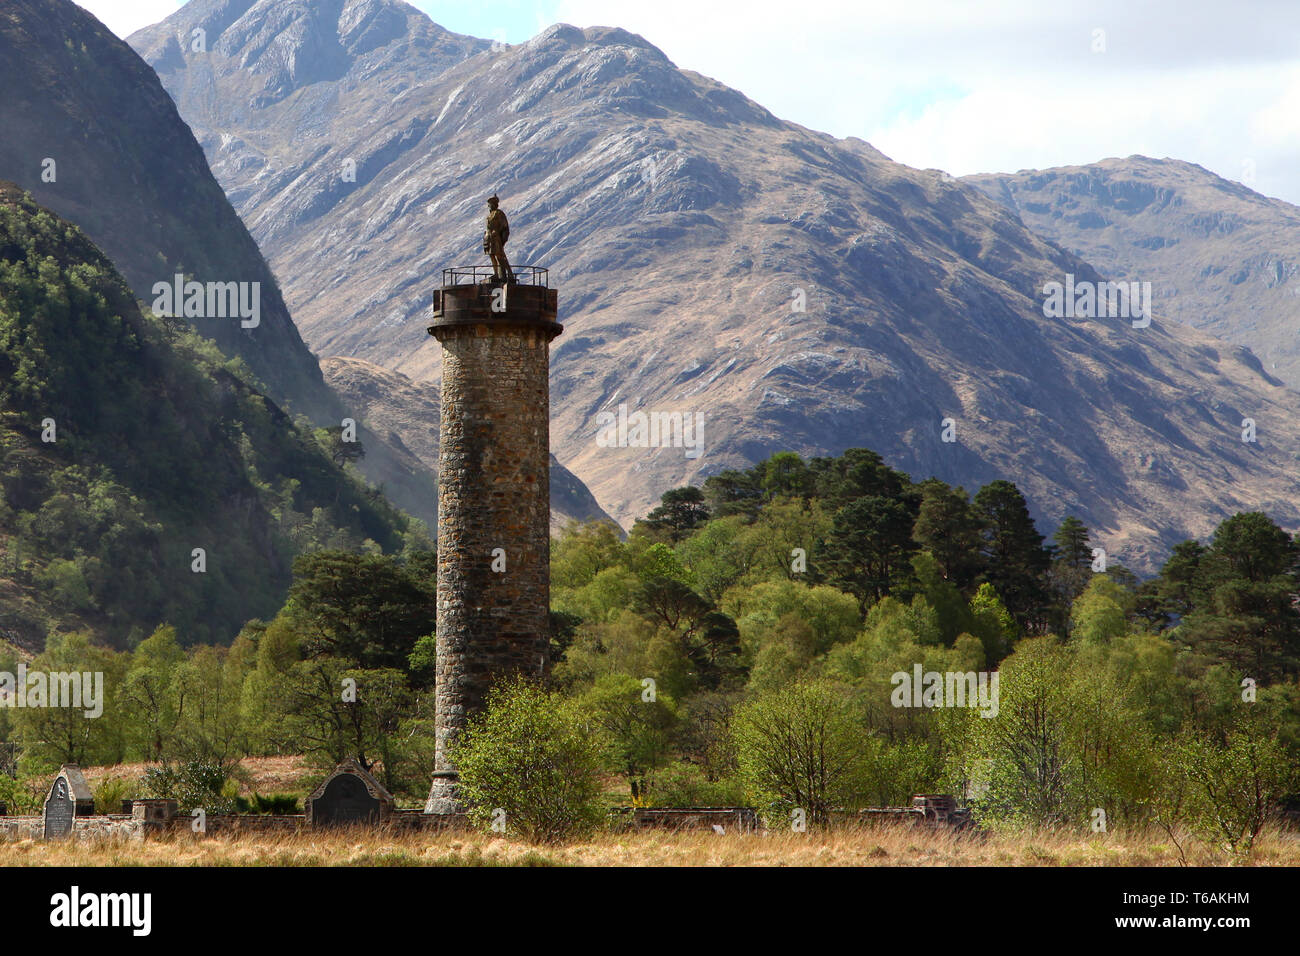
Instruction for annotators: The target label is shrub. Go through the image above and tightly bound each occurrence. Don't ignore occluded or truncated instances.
[141,759,238,814]
[645,761,748,807]
[233,792,302,815]
[452,677,606,843]
[0,772,44,814]
[92,775,136,814]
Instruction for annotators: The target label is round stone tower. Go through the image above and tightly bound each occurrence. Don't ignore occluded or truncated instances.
[425,267,562,816]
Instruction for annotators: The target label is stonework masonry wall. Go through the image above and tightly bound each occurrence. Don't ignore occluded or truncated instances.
[0,809,458,842]
[428,320,557,814]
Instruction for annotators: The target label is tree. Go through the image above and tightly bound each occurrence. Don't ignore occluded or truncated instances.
[1180,582,1300,682]
[741,497,832,584]
[640,486,710,541]
[319,425,365,469]
[732,679,864,824]
[702,468,763,519]
[809,448,913,509]
[912,550,974,646]
[551,520,625,591]
[968,582,1017,664]
[1069,576,1132,645]
[958,636,1159,829]
[1052,516,1092,569]
[634,576,742,691]
[269,655,418,788]
[912,480,982,589]
[11,631,124,768]
[280,551,435,671]
[1171,712,1299,855]
[1177,514,1300,681]
[820,495,917,607]
[676,516,757,603]
[1138,538,1205,629]
[269,656,356,766]
[723,579,862,658]
[1050,515,1093,607]
[453,678,606,843]
[1206,511,1298,584]
[973,480,1052,631]
[758,452,814,500]
[581,673,679,802]
[120,625,186,762]
[676,691,740,784]
[169,643,246,767]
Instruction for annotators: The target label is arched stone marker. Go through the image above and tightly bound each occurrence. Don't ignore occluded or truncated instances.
[306,758,394,827]
[43,764,94,839]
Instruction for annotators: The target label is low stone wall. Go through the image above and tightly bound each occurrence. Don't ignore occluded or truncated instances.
[0,815,45,840]
[0,807,468,843]
[0,814,140,841]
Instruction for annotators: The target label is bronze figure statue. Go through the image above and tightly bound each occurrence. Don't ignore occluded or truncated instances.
[484,194,513,283]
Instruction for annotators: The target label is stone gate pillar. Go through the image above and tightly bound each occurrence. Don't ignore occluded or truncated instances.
[424,268,562,816]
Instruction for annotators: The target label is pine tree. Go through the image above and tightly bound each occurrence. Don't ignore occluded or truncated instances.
[913,479,982,589]
[973,480,1052,631]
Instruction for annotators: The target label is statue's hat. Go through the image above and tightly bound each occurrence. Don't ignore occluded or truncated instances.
[487,194,499,205]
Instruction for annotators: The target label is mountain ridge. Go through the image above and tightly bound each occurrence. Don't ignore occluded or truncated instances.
[130,3,1300,573]
[963,155,1300,387]
[0,0,611,534]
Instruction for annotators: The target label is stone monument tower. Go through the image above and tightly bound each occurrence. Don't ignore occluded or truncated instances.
[424,257,562,816]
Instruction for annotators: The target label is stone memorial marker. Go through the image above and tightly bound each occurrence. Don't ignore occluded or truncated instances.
[43,765,93,840]
[44,778,74,839]
[307,758,394,827]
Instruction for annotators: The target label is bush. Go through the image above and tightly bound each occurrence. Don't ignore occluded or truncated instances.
[141,759,238,814]
[233,792,302,815]
[645,761,748,807]
[92,775,136,814]
[0,772,44,814]
[452,678,606,843]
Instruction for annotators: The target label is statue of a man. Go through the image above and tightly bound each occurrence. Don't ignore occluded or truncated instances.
[483,194,512,283]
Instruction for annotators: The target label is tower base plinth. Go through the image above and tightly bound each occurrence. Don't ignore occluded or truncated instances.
[424,771,465,817]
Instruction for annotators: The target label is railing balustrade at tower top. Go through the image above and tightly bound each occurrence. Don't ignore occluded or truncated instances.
[440,265,549,287]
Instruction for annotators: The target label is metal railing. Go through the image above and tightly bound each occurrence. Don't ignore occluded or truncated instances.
[441,265,548,287]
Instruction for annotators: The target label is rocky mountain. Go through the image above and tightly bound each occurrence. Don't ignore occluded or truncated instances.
[0,0,327,418]
[0,182,411,649]
[320,356,617,533]
[963,157,1300,387]
[0,0,466,535]
[131,1,1300,572]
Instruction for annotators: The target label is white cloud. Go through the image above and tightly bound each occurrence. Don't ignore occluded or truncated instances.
[552,0,1300,203]
[76,0,1300,204]
[74,0,183,38]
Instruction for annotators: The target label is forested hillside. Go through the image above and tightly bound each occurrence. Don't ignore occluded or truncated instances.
[0,183,420,648]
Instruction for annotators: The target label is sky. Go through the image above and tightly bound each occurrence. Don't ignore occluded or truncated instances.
[79,0,1300,204]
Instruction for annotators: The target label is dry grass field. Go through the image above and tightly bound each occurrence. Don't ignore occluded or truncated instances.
[77,756,321,796]
[3,825,1297,867]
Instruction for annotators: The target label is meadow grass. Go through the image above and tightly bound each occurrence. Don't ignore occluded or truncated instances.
[2,823,1295,867]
